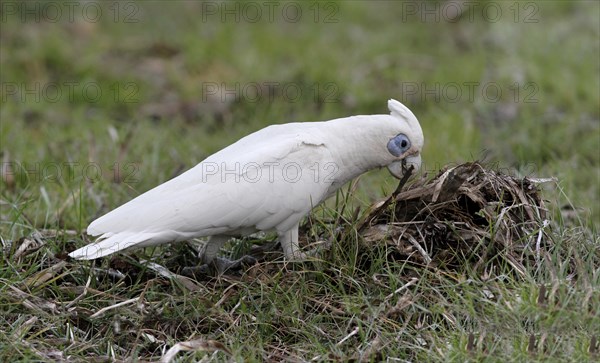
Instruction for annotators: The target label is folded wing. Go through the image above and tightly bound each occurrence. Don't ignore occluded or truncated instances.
[70,126,335,259]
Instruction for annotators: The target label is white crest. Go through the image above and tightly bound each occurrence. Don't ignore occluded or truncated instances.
[388,99,417,122]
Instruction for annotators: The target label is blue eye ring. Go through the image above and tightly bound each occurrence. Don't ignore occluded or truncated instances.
[387,134,411,157]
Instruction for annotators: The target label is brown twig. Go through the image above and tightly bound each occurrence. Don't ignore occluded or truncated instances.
[358,165,414,232]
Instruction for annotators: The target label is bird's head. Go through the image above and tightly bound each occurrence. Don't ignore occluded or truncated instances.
[384,99,424,179]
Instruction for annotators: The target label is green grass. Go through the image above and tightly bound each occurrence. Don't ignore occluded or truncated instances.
[1,1,599,361]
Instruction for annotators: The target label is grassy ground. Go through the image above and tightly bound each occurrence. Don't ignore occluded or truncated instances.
[1,1,598,361]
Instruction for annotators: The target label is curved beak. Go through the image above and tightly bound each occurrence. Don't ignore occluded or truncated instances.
[387,154,421,179]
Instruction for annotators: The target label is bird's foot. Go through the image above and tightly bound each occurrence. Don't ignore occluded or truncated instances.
[182,255,258,278]
[213,255,258,273]
[287,250,311,261]
[286,240,331,262]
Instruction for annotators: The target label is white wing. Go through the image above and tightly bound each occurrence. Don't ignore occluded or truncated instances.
[70,124,335,259]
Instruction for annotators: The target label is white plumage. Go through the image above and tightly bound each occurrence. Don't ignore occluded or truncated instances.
[69,99,424,265]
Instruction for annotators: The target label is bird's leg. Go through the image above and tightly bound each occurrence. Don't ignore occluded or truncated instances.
[279,223,331,261]
[201,235,230,264]
[183,235,257,276]
[204,235,258,273]
[279,223,309,260]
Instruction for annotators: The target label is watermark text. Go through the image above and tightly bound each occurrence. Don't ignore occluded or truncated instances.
[1,1,139,23]
[1,82,139,104]
[400,1,539,23]
[400,81,539,104]
[201,82,340,103]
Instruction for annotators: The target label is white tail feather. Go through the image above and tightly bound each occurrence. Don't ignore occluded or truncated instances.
[69,232,160,260]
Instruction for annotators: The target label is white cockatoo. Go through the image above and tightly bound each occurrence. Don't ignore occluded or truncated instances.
[69,99,424,270]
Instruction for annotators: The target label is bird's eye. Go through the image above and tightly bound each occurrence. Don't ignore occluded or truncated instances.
[387,134,411,157]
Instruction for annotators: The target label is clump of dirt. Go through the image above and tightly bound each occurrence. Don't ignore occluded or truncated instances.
[359,162,551,275]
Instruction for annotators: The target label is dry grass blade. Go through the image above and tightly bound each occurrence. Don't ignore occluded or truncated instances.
[89,297,140,319]
[160,339,231,363]
[13,237,43,260]
[336,326,360,346]
[385,277,418,300]
[8,285,59,315]
[10,316,39,340]
[23,260,67,288]
[142,260,203,291]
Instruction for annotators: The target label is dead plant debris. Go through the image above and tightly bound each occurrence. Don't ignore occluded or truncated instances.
[359,161,551,275]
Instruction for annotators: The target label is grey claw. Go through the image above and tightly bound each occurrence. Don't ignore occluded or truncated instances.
[181,255,258,278]
[214,255,257,273]
[181,264,212,278]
